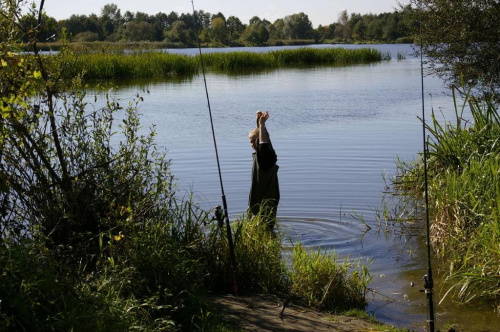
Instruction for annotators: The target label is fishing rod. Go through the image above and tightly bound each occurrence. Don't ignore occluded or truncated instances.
[416,4,436,331]
[190,0,238,295]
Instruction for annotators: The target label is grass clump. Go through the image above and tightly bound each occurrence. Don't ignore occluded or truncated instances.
[231,215,289,294]
[270,47,386,66]
[390,85,500,304]
[202,212,372,313]
[289,243,370,311]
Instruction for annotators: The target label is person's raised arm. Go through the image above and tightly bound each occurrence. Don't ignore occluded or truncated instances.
[255,111,276,170]
[256,111,270,143]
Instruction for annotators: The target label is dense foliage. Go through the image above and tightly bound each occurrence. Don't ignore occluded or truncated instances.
[10,2,412,47]
[403,0,500,95]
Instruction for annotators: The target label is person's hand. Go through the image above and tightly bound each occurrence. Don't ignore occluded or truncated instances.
[256,111,269,126]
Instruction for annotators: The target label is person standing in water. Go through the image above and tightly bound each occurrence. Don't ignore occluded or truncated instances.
[248,111,280,230]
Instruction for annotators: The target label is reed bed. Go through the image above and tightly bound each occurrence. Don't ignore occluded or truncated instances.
[270,47,387,65]
[202,47,387,71]
[392,86,500,303]
[19,41,189,52]
[60,51,199,79]
[56,47,387,80]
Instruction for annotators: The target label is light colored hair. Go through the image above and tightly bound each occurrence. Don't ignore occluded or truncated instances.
[249,127,259,138]
[248,127,272,147]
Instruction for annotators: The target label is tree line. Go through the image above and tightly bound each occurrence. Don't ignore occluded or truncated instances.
[12,3,411,46]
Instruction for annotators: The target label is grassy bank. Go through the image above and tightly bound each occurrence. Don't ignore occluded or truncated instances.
[55,47,388,80]
[391,86,500,303]
[1,203,371,331]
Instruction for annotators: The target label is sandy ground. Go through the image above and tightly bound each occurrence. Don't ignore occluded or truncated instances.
[211,294,390,332]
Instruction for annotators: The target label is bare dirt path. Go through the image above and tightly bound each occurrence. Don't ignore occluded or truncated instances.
[211,294,387,332]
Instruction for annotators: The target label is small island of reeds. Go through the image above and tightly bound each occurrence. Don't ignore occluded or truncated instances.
[57,47,389,80]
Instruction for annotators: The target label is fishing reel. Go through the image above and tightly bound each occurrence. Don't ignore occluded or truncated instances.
[411,274,433,295]
[205,205,224,229]
[422,274,433,294]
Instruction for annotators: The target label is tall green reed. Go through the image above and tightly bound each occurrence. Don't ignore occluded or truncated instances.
[230,214,288,294]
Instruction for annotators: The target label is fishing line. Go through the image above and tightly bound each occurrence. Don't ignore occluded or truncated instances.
[190,0,238,295]
[418,4,436,331]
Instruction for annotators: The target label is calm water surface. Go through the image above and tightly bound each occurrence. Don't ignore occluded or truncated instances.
[102,44,498,331]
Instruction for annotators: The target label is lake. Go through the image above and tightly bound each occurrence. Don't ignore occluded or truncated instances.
[101,44,498,331]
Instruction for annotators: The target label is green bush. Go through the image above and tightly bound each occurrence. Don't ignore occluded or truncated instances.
[0,239,143,331]
[73,31,100,42]
[395,37,413,44]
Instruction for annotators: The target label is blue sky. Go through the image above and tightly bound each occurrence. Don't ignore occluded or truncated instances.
[42,0,402,27]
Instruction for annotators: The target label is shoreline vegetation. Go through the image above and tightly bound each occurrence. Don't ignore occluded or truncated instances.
[389,86,500,306]
[50,46,389,80]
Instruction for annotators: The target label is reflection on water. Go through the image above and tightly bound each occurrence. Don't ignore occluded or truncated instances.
[96,44,498,331]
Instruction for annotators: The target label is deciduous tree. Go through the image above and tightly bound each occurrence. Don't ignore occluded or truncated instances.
[164,20,192,44]
[124,21,153,41]
[403,0,500,94]
[241,19,269,45]
[226,16,245,41]
[211,17,228,44]
[337,10,351,41]
[283,12,313,39]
